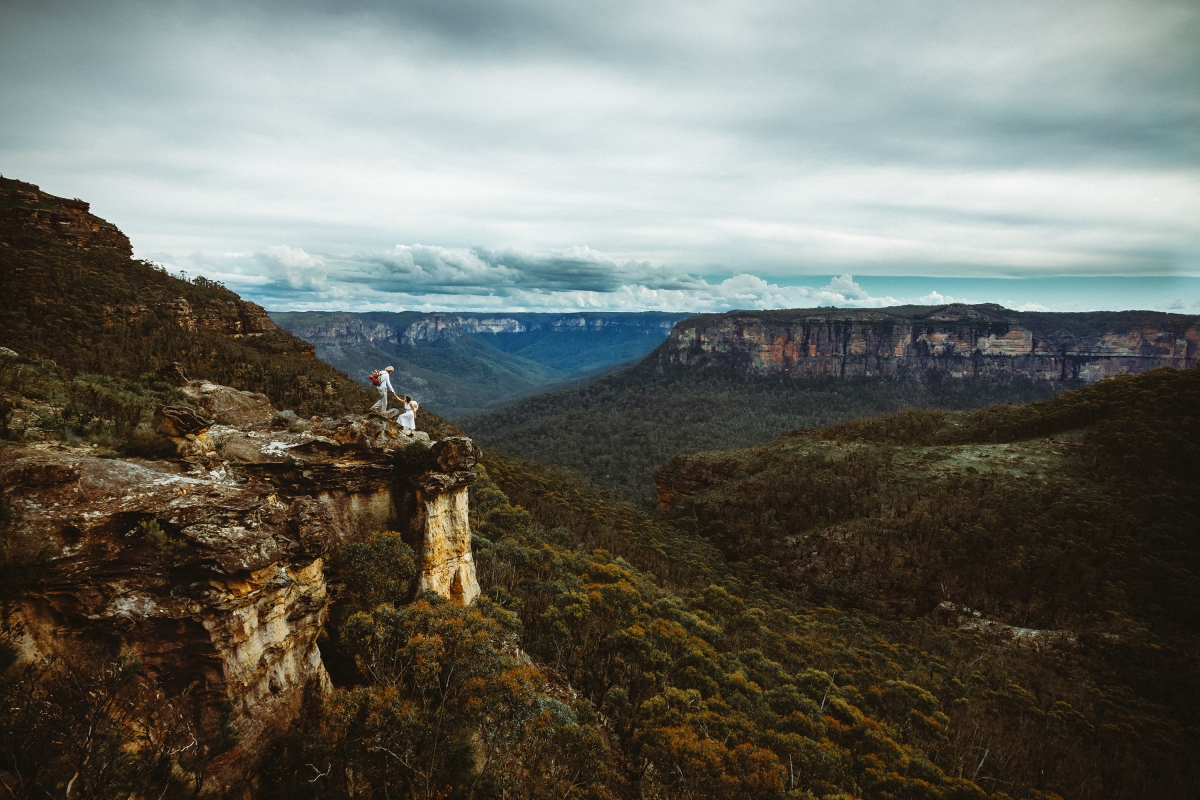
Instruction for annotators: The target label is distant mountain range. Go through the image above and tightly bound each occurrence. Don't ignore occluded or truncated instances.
[271,310,690,415]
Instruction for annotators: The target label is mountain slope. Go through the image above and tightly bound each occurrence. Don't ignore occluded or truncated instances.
[461,358,1060,504]
[0,177,372,418]
[0,176,460,439]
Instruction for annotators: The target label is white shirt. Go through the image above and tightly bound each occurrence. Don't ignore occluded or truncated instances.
[379,371,395,394]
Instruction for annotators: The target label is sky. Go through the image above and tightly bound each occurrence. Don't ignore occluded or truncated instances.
[1,0,1198,313]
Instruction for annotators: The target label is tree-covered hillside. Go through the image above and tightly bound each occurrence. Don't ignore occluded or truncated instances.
[461,356,1059,504]
[0,177,373,418]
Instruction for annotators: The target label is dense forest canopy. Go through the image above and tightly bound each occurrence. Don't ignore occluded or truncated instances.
[462,358,1060,504]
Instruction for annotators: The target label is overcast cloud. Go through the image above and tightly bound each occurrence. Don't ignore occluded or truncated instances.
[1,0,1197,311]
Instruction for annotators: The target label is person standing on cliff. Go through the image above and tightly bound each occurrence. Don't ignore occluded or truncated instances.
[373,366,401,418]
[399,395,418,431]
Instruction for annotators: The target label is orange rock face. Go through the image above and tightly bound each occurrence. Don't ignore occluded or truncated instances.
[662,305,1199,382]
[2,395,484,795]
[0,183,133,257]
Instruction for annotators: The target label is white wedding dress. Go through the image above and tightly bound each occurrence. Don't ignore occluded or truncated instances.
[399,401,417,430]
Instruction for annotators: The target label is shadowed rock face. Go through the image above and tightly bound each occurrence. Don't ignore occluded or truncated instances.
[1,388,481,795]
[0,182,133,257]
[161,296,280,339]
[181,380,276,427]
[663,305,1200,382]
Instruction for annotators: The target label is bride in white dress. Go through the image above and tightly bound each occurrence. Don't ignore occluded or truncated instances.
[398,396,418,431]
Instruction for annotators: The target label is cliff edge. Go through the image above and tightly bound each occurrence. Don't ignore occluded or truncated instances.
[663,304,1200,382]
[2,381,481,794]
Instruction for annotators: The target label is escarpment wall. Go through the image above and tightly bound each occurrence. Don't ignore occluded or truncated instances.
[1,388,483,796]
[163,296,280,338]
[0,180,133,257]
[662,305,1200,383]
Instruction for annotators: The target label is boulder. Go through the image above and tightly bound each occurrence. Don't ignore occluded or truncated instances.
[154,404,212,437]
[181,380,276,426]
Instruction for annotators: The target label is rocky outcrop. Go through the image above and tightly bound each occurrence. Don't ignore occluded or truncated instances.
[416,438,483,604]
[934,602,1079,651]
[1,391,483,795]
[181,381,277,426]
[162,296,280,339]
[662,304,1200,383]
[1,449,328,794]
[154,404,217,456]
[0,180,133,257]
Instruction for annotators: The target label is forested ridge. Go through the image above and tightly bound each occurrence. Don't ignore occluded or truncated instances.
[0,176,373,420]
[462,357,1059,504]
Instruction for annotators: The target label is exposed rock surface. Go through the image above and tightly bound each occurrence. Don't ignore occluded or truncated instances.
[416,437,482,604]
[1,391,482,795]
[663,305,1200,383]
[181,381,276,426]
[0,181,133,257]
[934,602,1079,651]
[162,296,280,338]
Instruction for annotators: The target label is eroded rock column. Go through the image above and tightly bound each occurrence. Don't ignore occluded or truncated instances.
[409,437,483,606]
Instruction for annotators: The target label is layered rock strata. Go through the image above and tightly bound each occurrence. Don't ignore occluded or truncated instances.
[0,180,133,257]
[662,304,1200,383]
[162,296,280,338]
[2,386,482,794]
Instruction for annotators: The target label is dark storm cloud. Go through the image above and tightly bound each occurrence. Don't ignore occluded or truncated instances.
[1,0,1197,312]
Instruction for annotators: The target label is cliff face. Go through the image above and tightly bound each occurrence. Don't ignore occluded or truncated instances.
[276,313,525,347]
[275,311,683,348]
[163,296,280,339]
[662,304,1200,382]
[2,384,481,795]
[0,180,133,258]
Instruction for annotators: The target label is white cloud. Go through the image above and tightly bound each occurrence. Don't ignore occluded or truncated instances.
[257,245,328,290]
[180,241,969,311]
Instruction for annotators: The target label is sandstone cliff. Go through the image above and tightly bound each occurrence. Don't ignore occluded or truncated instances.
[662,304,1200,382]
[162,296,281,339]
[0,180,133,258]
[272,310,684,348]
[1,382,481,795]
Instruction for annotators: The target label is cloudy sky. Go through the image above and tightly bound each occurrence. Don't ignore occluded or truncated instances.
[2,0,1198,312]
